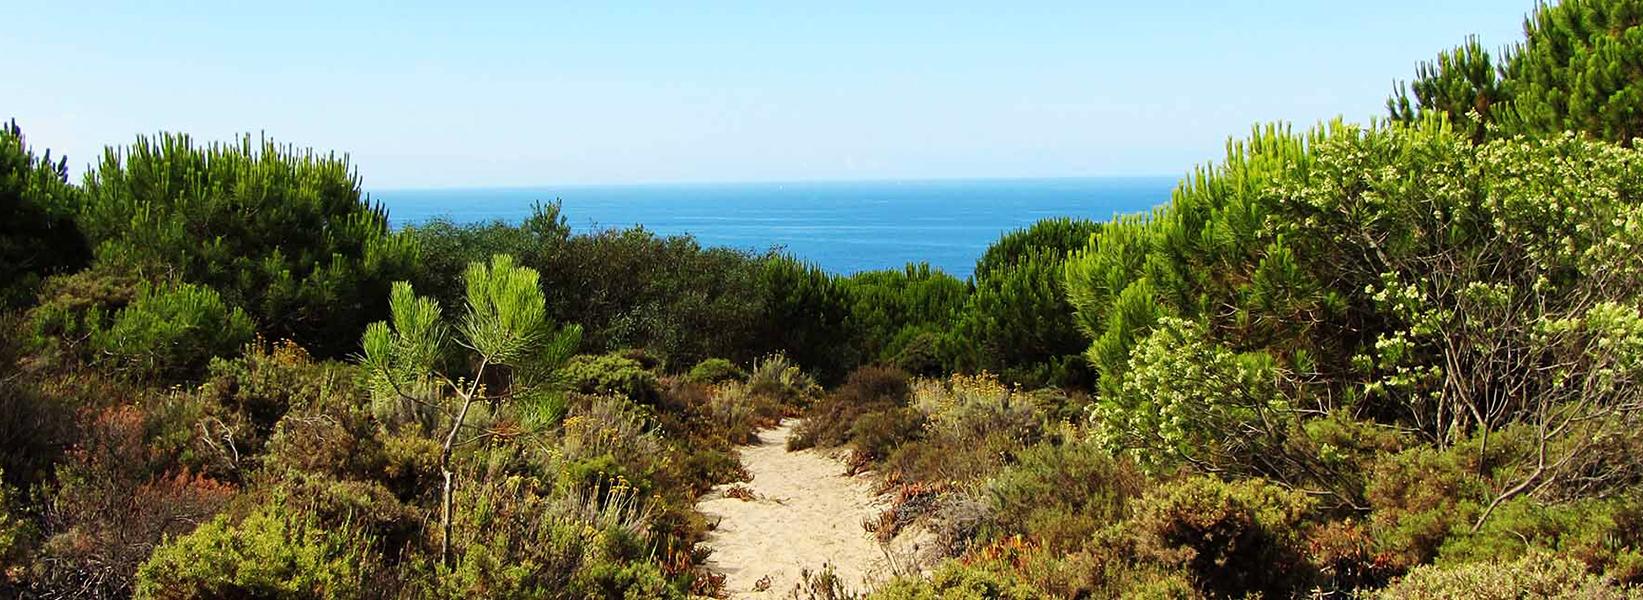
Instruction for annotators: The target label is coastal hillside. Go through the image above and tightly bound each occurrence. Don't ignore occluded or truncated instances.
[4,0,1643,598]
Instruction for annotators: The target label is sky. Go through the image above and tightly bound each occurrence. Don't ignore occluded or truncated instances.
[3,1,1528,189]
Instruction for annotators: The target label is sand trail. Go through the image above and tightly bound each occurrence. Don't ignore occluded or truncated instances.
[697,419,898,598]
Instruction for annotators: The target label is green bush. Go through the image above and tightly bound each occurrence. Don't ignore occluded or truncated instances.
[847,407,926,466]
[685,357,745,384]
[560,352,663,405]
[868,561,1040,600]
[885,374,1045,485]
[24,266,143,371]
[1365,442,1490,570]
[1123,476,1316,598]
[78,133,416,357]
[424,474,682,599]
[842,263,967,366]
[92,281,253,381]
[745,353,821,408]
[760,255,858,383]
[185,341,366,481]
[1092,317,1287,476]
[1439,495,1643,585]
[986,441,1144,553]
[134,503,377,599]
[1379,551,1642,600]
[950,217,1101,389]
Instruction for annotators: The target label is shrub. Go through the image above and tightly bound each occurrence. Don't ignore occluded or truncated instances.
[868,561,1040,600]
[790,366,911,451]
[759,255,858,383]
[0,369,74,488]
[24,266,143,371]
[1365,443,1489,570]
[560,352,662,406]
[92,281,253,381]
[188,341,363,481]
[1091,317,1288,476]
[848,407,926,468]
[1439,495,1643,585]
[133,503,377,599]
[745,353,820,408]
[422,474,680,599]
[686,357,745,384]
[1379,551,1642,600]
[35,403,236,597]
[0,473,36,586]
[77,133,417,357]
[842,263,967,366]
[1123,476,1316,598]
[985,441,1144,554]
[1391,0,1643,146]
[884,374,1045,485]
[950,218,1102,389]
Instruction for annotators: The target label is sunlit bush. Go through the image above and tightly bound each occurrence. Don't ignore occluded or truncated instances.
[134,502,377,599]
[1379,551,1641,600]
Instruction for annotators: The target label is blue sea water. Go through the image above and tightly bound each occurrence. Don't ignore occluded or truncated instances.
[372,177,1176,280]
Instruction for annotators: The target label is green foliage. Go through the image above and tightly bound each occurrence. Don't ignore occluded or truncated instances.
[1392,0,1643,146]
[1439,495,1643,585]
[0,472,36,584]
[1123,476,1317,598]
[560,353,663,406]
[408,205,772,371]
[190,341,365,482]
[867,561,1041,600]
[1064,123,1322,399]
[1387,37,1505,143]
[761,255,859,383]
[888,374,1046,484]
[1366,442,1490,570]
[362,255,582,430]
[1506,0,1643,143]
[842,263,967,365]
[1379,551,1642,600]
[78,133,416,356]
[985,441,1144,554]
[1092,317,1287,475]
[134,503,376,599]
[0,120,87,309]
[91,281,253,381]
[686,358,746,384]
[745,353,822,408]
[951,218,1101,388]
[425,474,680,599]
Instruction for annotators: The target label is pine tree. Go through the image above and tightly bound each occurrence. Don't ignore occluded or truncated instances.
[0,120,88,308]
[1390,0,1643,145]
[78,133,417,356]
[359,254,581,567]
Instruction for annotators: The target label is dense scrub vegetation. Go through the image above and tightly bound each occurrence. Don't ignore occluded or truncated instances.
[2,0,1643,597]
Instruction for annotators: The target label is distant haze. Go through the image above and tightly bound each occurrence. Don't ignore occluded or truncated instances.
[4,1,1524,188]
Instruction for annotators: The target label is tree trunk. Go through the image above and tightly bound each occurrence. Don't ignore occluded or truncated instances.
[441,467,454,567]
[439,395,478,568]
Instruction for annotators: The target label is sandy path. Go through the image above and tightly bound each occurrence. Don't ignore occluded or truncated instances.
[697,419,894,598]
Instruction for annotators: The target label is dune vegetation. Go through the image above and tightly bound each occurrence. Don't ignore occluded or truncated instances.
[6,0,1643,598]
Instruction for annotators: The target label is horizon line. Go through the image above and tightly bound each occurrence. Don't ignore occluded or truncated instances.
[368,173,1183,193]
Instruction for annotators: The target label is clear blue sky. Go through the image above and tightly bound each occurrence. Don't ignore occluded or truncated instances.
[4,1,1527,188]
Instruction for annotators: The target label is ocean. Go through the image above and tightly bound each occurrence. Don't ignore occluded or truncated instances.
[372,177,1176,280]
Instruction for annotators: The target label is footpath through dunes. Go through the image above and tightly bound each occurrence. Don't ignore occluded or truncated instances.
[697,419,910,598]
